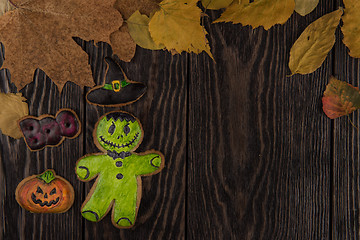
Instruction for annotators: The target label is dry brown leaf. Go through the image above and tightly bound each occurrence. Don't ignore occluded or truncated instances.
[127,11,164,50]
[149,0,213,58]
[0,0,122,91]
[201,0,233,10]
[213,0,295,30]
[342,0,360,58]
[0,92,28,139]
[0,0,14,16]
[294,0,319,16]
[288,9,342,75]
[114,0,160,19]
[110,24,136,62]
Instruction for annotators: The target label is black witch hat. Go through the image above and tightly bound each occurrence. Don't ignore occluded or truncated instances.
[86,57,146,107]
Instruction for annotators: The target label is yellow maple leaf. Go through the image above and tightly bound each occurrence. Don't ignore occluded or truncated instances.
[0,92,28,139]
[213,0,295,30]
[294,0,319,16]
[127,11,164,50]
[201,0,233,10]
[288,9,342,75]
[342,0,360,58]
[149,0,213,58]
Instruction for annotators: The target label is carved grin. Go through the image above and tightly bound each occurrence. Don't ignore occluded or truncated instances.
[100,132,139,149]
[31,193,60,207]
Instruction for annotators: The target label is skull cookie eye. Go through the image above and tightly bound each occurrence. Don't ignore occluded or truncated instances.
[36,187,43,194]
[50,188,57,195]
[123,125,130,135]
[108,122,116,135]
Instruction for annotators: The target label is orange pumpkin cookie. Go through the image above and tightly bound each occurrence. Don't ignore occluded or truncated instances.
[15,169,74,213]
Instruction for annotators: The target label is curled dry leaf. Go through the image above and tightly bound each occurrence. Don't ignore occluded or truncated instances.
[322,76,360,119]
[149,0,213,58]
[110,24,136,62]
[289,9,342,75]
[127,11,164,50]
[201,0,233,10]
[342,0,360,58]
[294,0,319,16]
[0,0,122,91]
[0,0,14,16]
[0,92,28,139]
[213,0,295,30]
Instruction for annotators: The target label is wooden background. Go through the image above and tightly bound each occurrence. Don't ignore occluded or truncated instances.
[1,1,359,239]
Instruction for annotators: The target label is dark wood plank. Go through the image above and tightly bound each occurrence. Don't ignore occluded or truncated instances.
[0,67,85,239]
[332,0,360,237]
[77,40,186,239]
[187,2,333,239]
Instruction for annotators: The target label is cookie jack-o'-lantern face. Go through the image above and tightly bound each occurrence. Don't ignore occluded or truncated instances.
[95,112,143,153]
[31,185,60,207]
[16,170,74,213]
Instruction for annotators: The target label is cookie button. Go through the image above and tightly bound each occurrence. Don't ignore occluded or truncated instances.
[116,173,123,179]
[116,161,123,167]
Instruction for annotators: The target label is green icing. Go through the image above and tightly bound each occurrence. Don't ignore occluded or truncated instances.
[37,170,55,183]
[76,112,163,228]
[102,80,130,91]
[102,84,113,90]
[121,80,130,88]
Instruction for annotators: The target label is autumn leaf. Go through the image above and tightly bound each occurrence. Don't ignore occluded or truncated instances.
[0,0,14,16]
[294,0,319,16]
[213,0,295,30]
[201,0,233,10]
[342,0,360,58]
[127,11,164,50]
[0,92,28,138]
[322,76,360,119]
[149,0,213,57]
[110,24,136,62]
[114,0,160,19]
[288,9,342,75]
[0,0,122,91]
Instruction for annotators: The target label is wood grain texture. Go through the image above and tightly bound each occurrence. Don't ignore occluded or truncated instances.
[76,40,186,239]
[332,0,360,237]
[0,50,85,239]
[187,2,333,239]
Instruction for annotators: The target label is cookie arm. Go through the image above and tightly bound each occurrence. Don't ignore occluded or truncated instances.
[76,155,103,181]
[134,153,164,175]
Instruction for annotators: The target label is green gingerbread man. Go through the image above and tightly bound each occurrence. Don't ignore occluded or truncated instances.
[75,111,164,228]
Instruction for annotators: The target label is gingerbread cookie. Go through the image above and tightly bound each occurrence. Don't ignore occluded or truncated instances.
[86,57,146,107]
[15,169,74,213]
[75,111,164,228]
[18,109,81,151]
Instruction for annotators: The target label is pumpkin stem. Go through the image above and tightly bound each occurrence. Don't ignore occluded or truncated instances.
[38,170,56,183]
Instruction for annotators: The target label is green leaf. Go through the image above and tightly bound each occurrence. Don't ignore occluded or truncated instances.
[127,10,164,50]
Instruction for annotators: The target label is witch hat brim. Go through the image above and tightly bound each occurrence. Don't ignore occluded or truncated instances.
[86,58,146,107]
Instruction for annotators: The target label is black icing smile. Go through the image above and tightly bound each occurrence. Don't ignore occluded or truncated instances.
[100,132,139,149]
[31,193,60,207]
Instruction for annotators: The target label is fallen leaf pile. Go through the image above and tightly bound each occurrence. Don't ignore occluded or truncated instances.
[322,76,360,119]
[0,92,29,139]
[0,0,122,91]
[289,1,360,76]
[124,0,212,57]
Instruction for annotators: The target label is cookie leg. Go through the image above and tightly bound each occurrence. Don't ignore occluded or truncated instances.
[81,190,113,222]
[112,197,137,228]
